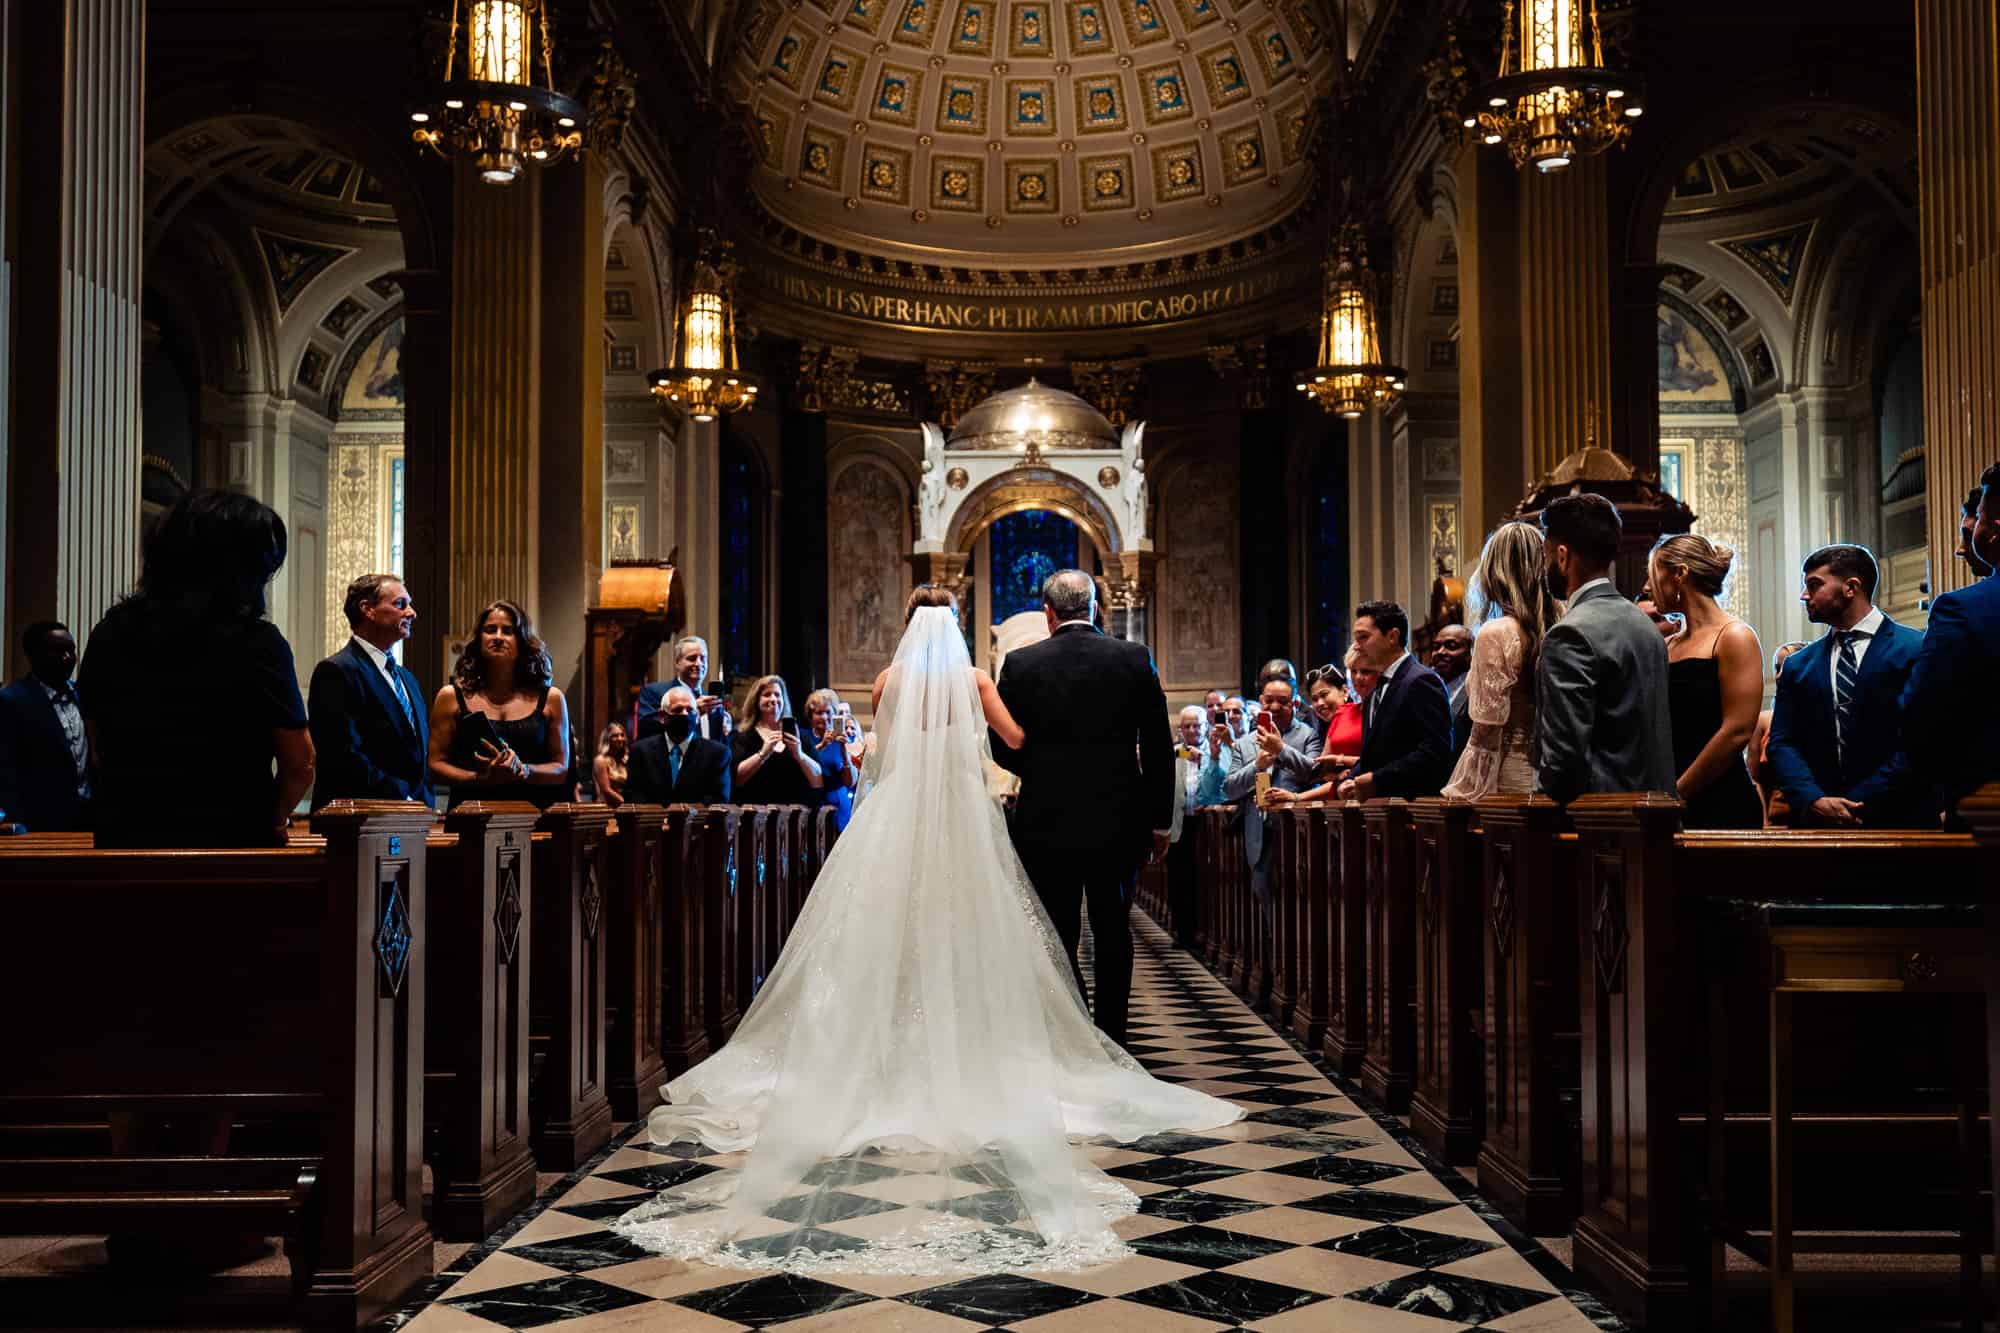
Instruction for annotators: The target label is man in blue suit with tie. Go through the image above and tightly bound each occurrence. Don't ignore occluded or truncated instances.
[1902,466,2000,824]
[1766,544,1930,828]
[0,621,93,831]
[308,574,432,809]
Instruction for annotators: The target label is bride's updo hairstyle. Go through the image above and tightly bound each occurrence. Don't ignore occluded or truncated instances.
[1650,532,1736,600]
[905,584,959,623]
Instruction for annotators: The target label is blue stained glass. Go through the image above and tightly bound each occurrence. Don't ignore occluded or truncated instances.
[989,509,1078,624]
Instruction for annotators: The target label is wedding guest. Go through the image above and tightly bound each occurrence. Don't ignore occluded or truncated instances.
[80,489,314,847]
[732,674,828,804]
[593,722,630,808]
[1766,545,1928,828]
[635,635,731,742]
[1749,641,1807,824]
[804,686,863,830]
[428,599,572,810]
[1255,658,1299,694]
[1650,534,1764,829]
[1958,485,1993,579]
[308,574,430,810]
[1338,600,1452,800]
[1432,623,1473,771]
[1223,695,1251,742]
[1191,700,1232,808]
[0,621,91,832]
[1634,589,1682,641]
[1204,688,1226,716]
[1903,470,2000,822]
[1443,522,1558,801]
[1277,655,1371,803]
[1221,674,1316,940]
[625,684,732,805]
[1166,704,1208,947]
[1533,494,1677,803]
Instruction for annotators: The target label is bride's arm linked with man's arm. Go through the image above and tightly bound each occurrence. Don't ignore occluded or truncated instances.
[974,667,1026,751]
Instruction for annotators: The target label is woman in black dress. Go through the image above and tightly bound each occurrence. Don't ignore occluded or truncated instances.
[1650,534,1765,829]
[428,599,573,810]
[730,674,828,805]
[81,489,316,848]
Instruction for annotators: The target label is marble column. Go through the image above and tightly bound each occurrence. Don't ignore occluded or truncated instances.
[1516,155,1613,479]
[1452,143,1525,537]
[537,157,607,690]
[6,0,145,651]
[1916,0,2000,595]
[447,161,542,636]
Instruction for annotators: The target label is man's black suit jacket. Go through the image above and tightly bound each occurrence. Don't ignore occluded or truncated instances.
[1355,656,1455,799]
[625,733,732,806]
[307,641,433,809]
[635,680,729,743]
[989,623,1174,862]
[0,677,89,831]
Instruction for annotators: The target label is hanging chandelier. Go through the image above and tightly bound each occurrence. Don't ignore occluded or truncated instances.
[1468,0,1644,174]
[1295,225,1405,419]
[649,246,761,423]
[410,0,586,186]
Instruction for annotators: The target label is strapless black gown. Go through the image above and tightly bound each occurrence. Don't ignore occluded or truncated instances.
[1667,656,1763,829]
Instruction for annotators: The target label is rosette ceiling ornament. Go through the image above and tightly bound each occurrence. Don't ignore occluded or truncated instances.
[1463,0,1645,174]
[410,0,587,185]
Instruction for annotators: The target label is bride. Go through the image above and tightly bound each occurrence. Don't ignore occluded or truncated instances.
[613,586,1242,1276]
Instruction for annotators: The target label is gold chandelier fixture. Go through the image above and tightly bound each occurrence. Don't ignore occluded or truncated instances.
[1468,0,1644,174]
[1296,225,1405,420]
[411,0,586,186]
[650,246,761,423]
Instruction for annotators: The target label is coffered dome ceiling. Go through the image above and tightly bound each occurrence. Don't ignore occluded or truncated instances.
[731,0,1337,263]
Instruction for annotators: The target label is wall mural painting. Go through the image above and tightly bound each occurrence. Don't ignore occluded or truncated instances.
[608,504,641,560]
[1159,460,1239,688]
[343,318,406,415]
[255,230,354,315]
[1660,435,1749,617]
[325,441,406,657]
[1657,305,1734,405]
[828,458,910,687]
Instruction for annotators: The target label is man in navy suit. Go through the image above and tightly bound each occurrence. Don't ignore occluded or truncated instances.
[308,574,432,809]
[625,684,732,805]
[1902,467,2000,823]
[1766,544,1930,828]
[1338,600,1454,800]
[634,636,733,744]
[0,621,92,831]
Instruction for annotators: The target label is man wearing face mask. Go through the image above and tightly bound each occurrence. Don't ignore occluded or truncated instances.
[1532,493,1679,804]
[625,683,732,805]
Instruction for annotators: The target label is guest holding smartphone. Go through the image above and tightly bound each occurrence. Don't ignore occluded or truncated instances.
[804,687,864,829]
[429,599,573,810]
[732,674,827,805]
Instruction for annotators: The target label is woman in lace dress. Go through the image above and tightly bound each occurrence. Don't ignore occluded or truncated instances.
[1442,521,1559,800]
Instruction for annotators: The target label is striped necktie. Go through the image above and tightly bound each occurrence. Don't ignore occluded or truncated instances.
[1832,631,1861,766]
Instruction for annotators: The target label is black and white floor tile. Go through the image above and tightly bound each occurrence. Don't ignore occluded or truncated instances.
[382,914,1620,1331]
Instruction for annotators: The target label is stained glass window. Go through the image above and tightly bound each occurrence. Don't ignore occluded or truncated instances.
[988,509,1078,623]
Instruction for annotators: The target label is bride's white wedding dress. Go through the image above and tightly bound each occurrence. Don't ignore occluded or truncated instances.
[612,607,1241,1275]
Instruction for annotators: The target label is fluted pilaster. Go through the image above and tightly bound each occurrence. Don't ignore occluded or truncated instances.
[1917,0,2000,594]
[448,164,542,633]
[1516,156,1613,480]
[6,0,144,650]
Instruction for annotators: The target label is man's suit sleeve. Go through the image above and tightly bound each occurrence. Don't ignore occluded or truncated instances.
[1365,672,1452,798]
[1898,598,1970,785]
[1848,637,1921,809]
[713,743,733,803]
[1763,658,1825,807]
[1135,647,1175,832]
[1534,622,1596,804]
[1220,737,1260,801]
[308,660,398,803]
[988,657,1026,776]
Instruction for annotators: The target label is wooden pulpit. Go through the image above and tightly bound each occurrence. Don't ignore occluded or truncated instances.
[582,558,687,755]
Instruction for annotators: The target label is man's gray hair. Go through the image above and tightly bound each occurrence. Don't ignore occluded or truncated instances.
[1041,569,1097,621]
[662,682,698,704]
[1178,704,1208,730]
[674,635,709,659]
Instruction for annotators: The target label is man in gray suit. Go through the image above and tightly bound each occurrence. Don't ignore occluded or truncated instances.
[1534,494,1679,803]
[1222,668,1318,923]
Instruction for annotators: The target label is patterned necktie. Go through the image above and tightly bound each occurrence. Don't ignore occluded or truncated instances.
[388,665,417,731]
[669,743,682,789]
[1832,631,1861,766]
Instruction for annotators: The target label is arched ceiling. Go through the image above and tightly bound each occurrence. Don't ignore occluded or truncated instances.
[1663,108,1915,223]
[730,0,1338,263]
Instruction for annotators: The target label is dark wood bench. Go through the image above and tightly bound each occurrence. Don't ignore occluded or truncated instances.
[1410,797,1485,1166]
[530,803,614,1169]
[1322,801,1369,1077]
[607,804,669,1123]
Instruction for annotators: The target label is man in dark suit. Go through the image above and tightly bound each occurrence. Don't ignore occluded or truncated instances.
[1902,468,2000,823]
[1433,623,1473,774]
[0,621,91,832]
[990,569,1174,1047]
[1766,544,1930,828]
[308,574,431,810]
[635,636,732,743]
[625,684,732,805]
[1533,494,1678,803]
[1338,601,1453,800]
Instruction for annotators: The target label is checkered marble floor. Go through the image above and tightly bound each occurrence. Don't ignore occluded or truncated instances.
[382,914,1620,1331]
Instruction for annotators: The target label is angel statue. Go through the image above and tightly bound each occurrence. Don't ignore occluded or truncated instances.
[1118,422,1149,543]
[918,422,950,543]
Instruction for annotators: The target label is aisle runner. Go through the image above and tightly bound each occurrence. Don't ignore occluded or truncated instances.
[388,915,1616,1331]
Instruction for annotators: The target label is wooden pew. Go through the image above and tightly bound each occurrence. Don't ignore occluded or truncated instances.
[1970,785,2000,1294]
[530,804,614,1169]
[1410,797,1485,1166]
[1475,795,1580,1236]
[658,806,713,1078]
[701,805,744,1053]
[1198,808,1224,968]
[1287,804,1333,1049]
[1269,804,1299,1023]
[1360,799,1417,1112]
[608,804,669,1123]
[0,802,436,1327]
[1321,802,1369,1076]
[1566,794,1987,1329]
[425,802,540,1240]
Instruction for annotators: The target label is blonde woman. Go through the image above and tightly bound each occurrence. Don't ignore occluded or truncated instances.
[730,674,827,804]
[1650,533,1764,829]
[803,686,863,829]
[593,721,630,808]
[1442,522,1559,800]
